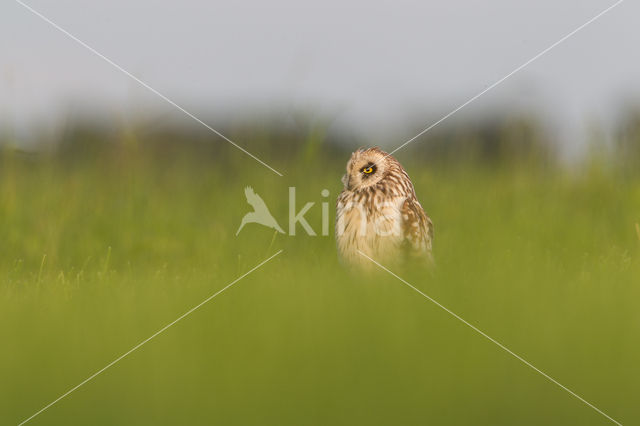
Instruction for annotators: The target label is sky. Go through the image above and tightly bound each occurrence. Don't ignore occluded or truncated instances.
[1,0,638,154]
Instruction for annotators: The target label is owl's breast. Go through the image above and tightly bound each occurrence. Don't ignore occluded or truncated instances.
[335,194,405,265]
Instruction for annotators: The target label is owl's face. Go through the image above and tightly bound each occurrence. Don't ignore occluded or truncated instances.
[341,147,389,191]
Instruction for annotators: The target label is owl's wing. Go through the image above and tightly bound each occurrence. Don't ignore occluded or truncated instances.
[401,197,434,258]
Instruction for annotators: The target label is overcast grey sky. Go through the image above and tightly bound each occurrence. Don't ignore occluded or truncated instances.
[1,0,638,153]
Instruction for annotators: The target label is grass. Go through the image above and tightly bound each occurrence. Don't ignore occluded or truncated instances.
[1,141,639,425]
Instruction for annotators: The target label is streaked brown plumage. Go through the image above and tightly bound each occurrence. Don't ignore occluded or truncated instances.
[336,147,433,267]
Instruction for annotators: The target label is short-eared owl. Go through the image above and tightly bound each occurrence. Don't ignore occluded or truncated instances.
[336,147,433,267]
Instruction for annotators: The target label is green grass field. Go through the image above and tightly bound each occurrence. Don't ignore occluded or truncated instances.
[1,139,639,425]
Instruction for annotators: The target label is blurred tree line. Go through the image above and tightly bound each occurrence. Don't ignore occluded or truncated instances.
[1,110,639,174]
[616,108,640,175]
[405,114,555,170]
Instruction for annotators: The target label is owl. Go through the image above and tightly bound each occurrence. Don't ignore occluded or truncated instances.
[336,147,433,267]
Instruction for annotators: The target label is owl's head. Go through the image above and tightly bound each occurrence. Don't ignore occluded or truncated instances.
[341,147,391,191]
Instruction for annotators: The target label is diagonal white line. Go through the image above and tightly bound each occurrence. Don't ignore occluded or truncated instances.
[17,250,283,426]
[357,250,623,426]
[14,0,284,177]
[384,0,625,160]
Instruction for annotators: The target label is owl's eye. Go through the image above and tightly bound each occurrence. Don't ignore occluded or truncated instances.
[363,166,373,174]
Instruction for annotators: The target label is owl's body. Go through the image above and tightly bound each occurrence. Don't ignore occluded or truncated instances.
[336,147,433,267]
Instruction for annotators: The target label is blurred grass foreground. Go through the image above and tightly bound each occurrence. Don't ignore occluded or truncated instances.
[1,114,640,425]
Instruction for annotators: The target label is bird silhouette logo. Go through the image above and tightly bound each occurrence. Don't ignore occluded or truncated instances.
[236,186,285,235]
